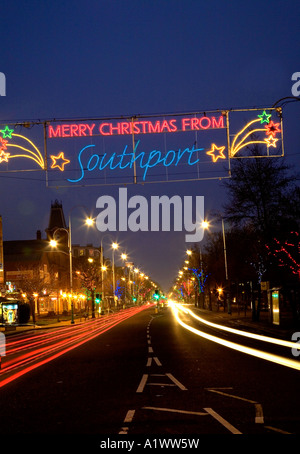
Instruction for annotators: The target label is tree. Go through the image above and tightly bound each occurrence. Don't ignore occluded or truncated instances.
[75,258,102,318]
[17,263,58,322]
[223,147,297,243]
[223,147,299,320]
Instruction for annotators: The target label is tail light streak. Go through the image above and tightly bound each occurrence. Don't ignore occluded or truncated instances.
[170,302,300,371]
[0,305,151,388]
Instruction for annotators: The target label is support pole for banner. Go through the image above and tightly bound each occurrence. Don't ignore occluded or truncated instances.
[131,117,137,184]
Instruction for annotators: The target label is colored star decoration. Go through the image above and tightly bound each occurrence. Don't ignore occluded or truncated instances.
[50,152,70,171]
[0,149,10,163]
[206,143,226,162]
[264,120,281,138]
[257,110,272,124]
[265,136,279,148]
[0,136,8,151]
[0,125,14,139]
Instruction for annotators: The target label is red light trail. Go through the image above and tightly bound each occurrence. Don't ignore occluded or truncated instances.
[0,305,152,389]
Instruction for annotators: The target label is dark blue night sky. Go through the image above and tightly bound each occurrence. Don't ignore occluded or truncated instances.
[0,0,299,291]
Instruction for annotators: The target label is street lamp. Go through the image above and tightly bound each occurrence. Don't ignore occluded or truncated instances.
[50,212,93,324]
[85,217,93,226]
[112,242,119,306]
[121,253,128,305]
[50,226,74,323]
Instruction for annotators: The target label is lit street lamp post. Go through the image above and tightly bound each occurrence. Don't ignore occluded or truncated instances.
[112,242,119,306]
[50,213,93,324]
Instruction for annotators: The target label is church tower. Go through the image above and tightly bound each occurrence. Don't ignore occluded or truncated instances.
[45,200,68,247]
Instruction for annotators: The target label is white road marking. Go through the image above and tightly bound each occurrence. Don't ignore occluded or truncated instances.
[166,373,187,390]
[206,388,264,424]
[119,409,135,434]
[136,374,148,393]
[153,356,162,366]
[204,407,242,434]
[265,426,292,434]
[143,406,208,416]
[124,409,135,423]
[146,356,162,367]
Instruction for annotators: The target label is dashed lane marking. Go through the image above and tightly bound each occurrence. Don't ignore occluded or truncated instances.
[119,409,135,434]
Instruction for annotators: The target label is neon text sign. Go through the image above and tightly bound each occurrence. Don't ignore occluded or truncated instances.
[67,140,204,183]
[0,108,284,187]
[48,115,225,138]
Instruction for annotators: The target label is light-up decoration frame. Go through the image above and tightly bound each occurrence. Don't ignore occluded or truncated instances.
[45,111,230,187]
[229,107,284,159]
[0,108,284,187]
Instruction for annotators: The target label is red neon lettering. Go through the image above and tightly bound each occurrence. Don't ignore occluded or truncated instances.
[212,116,224,128]
[78,124,87,136]
[121,122,130,135]
[191,118,199,130]
[48,125,61,138]
[132,122,141,134]
[70,124,79,137]
[148,121,161,133]
[181,118,190,131]
[169,119,177,132]
[110,123,121,135]
[62,125,71,137]
[140,121,149,134]
[85,123,96,136]
[199,117,211,129]
[99,123,111,135]
[161,120,173,133]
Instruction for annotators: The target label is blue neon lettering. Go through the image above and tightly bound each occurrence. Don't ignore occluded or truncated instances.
[67,144,95,183]
[99,152,118,170]
[117,145,134,170]
[87,154,99,171]
[68,141,204,183]
[163,149,176,166]
[187,144,201,165]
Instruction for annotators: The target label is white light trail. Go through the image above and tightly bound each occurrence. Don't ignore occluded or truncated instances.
[170,303,300,371]
[174,303,299,350]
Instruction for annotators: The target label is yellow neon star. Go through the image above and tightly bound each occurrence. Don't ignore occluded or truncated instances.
[0,150,10,163]
[50,152,70,171]
[206,143,226,162]
[265,136,278,148]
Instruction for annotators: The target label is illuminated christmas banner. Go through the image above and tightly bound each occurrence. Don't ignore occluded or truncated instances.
[0,108,284,187]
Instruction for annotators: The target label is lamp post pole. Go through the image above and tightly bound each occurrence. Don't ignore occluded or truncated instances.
[222,217,228,281]
[68,213,74,324]
[221,217,231,314]
[112,243,119,306]
[100,235,118,309]
[50,209,93,325]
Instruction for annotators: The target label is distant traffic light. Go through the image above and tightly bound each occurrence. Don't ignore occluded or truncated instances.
[153,289,160,300]
[95,293,101,304]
